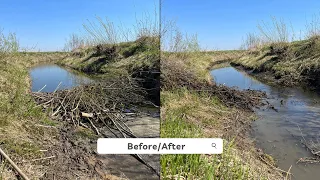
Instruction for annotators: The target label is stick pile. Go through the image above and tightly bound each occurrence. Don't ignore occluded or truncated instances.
[32,77,147,138]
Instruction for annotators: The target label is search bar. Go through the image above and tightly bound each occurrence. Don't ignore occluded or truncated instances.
[97,138,223,154]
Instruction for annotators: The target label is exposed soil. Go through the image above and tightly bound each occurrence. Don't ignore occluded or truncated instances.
[40,114,159,180]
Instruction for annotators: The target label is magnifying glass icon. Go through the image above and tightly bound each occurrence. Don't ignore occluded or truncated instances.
[212,143,217,148]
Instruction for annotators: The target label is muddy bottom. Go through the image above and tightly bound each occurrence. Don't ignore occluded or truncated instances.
[211,66,320,180]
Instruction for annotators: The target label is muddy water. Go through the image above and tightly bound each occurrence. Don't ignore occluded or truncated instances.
[30,64,93,92]
[211,67,320,180]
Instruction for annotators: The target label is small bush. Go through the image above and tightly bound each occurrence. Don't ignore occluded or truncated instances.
[241,17,295,50]
[0,28,19,57]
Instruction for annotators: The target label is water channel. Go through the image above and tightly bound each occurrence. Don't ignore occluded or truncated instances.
[211,66,320,180]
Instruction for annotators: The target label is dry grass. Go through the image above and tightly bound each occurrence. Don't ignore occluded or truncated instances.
[161,49,247,89]
[59,36,160,105]
[233,36,320,87]
[64,7,159,52]
[240,16,295,50]
[0,28,19,56]
[61,37,159,74]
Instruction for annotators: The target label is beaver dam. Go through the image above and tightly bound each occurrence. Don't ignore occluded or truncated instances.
[30,69,155,139]
[211,66,320,180]
[29,66,160,179]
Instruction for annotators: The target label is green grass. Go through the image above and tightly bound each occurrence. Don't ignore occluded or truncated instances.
[2,140,42,158]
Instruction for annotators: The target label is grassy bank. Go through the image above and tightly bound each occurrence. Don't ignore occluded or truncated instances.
[232,37,320,89]
[0,52,67,179]
[160,52,285,179]
[59,37,159,75]
[162,50,244,84]
[232,16,320,90]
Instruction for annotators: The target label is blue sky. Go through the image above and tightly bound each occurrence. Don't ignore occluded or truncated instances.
[2,1,320,51]
[162,0,320,50]
[0,0,158,51]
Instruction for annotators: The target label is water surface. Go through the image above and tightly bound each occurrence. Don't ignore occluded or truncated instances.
[30,64,93,92]
[211,67,320,180]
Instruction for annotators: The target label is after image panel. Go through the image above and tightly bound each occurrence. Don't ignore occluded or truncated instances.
[160,0,320,180]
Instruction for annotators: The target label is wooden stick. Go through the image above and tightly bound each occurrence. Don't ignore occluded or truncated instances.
[87,118,100,135]
[259,156,293,175]
[0,147,30,180]
[53,82,62,93]
[286,165,292,180]
[26,156,55,162]
[37,84,46,92]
